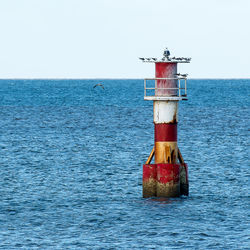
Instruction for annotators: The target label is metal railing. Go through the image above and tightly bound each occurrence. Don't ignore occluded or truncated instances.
[144,77,187,98]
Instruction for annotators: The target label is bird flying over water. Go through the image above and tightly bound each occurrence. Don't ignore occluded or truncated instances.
[93,83,104,89]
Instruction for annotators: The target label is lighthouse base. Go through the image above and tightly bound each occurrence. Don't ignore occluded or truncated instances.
[143,163,188,198]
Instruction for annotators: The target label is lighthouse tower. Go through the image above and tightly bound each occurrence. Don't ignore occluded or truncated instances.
[140,48,191,198]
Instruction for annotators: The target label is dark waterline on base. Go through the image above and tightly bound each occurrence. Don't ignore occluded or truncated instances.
[0,79,249,249]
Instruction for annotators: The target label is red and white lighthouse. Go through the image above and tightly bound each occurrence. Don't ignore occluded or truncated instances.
[140,48,191,198]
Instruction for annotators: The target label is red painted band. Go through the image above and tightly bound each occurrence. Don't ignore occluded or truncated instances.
[143,163,180,184]
[155,62,177,78]
[155,63,178,96]
[157,163,180,184]
[154,123,177,142]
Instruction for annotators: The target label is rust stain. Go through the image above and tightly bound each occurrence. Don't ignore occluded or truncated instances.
[155,142,178,164]
[145,147,155,165]
[177,147,184,164]
[164,145,171,163]
[156,115,177,124]
[156,182,180,197]
[143,178,157,198]
[171,149,177,164]
[168,111,177,124]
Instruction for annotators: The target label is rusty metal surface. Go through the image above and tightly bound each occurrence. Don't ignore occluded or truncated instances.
[177,147,184,164]
[145,147,155,165]
[155,142,178,164]
[156,182,180,197]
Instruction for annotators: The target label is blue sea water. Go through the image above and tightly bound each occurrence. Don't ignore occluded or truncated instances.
[0,79,249,249]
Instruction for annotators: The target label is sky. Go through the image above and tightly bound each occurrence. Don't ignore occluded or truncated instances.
[0,0,249,78]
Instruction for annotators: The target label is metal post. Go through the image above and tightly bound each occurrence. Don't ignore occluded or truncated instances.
[178,79,181,97]
[155,79,157,96]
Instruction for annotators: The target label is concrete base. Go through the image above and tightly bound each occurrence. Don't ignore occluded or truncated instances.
[143,163,187,198]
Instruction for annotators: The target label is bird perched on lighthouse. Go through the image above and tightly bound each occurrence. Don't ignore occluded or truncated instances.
[163,47,170,58]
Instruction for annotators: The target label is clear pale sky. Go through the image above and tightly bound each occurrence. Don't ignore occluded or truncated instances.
[0,0,249,78]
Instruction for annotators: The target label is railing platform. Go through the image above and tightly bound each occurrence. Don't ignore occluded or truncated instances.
[144,96,187,101]
[144,77,188,101]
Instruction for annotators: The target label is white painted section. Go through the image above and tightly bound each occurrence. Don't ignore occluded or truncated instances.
[153,101,178,124]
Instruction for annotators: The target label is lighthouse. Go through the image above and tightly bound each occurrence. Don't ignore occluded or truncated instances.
[140,48,191,198]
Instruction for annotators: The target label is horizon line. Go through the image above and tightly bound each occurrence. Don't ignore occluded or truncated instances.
[0,77,249,80]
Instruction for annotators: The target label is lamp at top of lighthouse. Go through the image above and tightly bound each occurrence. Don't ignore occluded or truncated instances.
[140,48,191,101]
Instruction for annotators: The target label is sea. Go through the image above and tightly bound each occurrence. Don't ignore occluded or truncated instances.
[0,79,249,249]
